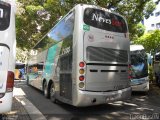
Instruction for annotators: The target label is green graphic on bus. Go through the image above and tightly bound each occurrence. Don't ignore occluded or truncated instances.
[83,24,90,31]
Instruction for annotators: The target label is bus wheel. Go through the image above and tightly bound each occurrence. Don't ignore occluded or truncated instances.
[44,82,49,98]
[50,83,56,103]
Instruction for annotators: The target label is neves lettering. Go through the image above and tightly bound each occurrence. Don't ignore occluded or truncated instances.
[112,19,123,27]
[92,13,111,24]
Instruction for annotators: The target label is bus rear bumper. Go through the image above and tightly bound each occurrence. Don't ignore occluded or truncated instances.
[0,92,13,113]
[131,82,149,92]
[74,87,131,107]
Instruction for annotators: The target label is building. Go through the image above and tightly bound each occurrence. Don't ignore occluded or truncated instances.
[143,1,160,33]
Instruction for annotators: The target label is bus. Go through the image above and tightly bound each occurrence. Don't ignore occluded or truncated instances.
[27,4,131,107]
[153,52,160,86]
[0,0,16,113]
[15,62,25,80]
[130,45,149,92]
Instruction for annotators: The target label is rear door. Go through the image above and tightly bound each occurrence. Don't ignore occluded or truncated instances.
[0,45,10,93]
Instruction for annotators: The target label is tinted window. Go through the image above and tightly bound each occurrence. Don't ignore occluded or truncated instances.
[15,63,25,69]
[155,53,160,61]
[34,12,74,51]
[130,50,148,78]
[84,8,127,33]
[131,50,146,65]
[0,1,11,31]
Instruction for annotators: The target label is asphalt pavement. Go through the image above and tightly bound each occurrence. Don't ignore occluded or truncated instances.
[2,80,160,120]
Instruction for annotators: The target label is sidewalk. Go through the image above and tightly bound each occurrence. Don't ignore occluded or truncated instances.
[149,83,160,95]
[0,96,30,120]
[4,80,46,120]
[8,97,31,120]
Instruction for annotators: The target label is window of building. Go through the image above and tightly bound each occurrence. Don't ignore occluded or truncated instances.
[156,23,160,28]
[151,13,154,16]
[155,11,160,17]
[151,24,155,27]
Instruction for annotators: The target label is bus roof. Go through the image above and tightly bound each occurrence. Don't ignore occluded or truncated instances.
[130,45,144,51]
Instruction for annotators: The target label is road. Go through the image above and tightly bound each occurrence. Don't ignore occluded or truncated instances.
[15,81,160,120]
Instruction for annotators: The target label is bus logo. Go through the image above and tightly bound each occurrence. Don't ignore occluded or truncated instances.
[83,24,90,31]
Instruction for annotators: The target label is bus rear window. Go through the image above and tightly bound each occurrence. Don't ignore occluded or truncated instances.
[0,1,11,31]
[84,8,127,33]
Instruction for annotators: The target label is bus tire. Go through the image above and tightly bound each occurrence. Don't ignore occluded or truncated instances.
[50,83,56,103]
[43,82,49,98]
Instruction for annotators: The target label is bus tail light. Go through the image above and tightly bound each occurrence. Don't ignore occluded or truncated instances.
[79,62,85,88]
[6,71,14,92]
[128,75,132,79]
[128,64,132,79]
[79,69,85,74]
[79,62,85,67]
[79,82,84,88]
[79,76,84,81]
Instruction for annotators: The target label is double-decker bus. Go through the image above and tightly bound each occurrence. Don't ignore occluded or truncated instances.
[130,45,149,92]
[0,0,16,113]
[27,4,131,107]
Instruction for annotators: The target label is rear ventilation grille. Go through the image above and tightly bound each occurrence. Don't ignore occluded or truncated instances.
[86,46,128,63]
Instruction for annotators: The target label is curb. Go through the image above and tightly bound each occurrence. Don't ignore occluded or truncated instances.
[13,80,47,120]
[15,96,47,120]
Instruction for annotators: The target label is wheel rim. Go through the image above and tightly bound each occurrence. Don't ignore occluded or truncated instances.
[44,83,47,96]
[50,84,55,101]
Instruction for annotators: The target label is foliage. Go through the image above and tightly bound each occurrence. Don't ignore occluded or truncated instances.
[134,30,160,53]
[16,0,158,50]
[148,65,154,82]
[131,23,145,40]
[16,48,28,63]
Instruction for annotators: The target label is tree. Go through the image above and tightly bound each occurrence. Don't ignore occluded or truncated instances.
[16,48,28,63]
[16,0,158,50]
[131,23,145,40]
[133,30,160,53]
[16,0,45,49]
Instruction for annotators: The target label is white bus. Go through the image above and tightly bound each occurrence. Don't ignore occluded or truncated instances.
[27,4,131,107]
[130,45,149,92]
[0,0,16,113]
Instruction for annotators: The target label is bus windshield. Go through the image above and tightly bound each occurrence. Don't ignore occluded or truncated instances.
[130,50,148,79]
[0,1,11,30]
[155,53,160,61]
[84,8,127,33]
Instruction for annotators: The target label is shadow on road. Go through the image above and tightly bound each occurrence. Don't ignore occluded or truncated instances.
[16,81,160,120]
